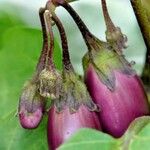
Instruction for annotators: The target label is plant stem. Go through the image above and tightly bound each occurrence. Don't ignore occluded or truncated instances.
[101,0,127,53]
[36,8,48,73]
[130,0,150,87]
[44,10,55,70]
[52,13,74,72]
[130,0,150,64]
[101,0,116,32]
[58,1,97,50]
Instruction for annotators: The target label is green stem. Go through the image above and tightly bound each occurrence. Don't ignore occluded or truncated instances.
[130,0,150,64]
[130,0,150,87]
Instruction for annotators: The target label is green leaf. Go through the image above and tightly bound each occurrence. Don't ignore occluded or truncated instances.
[58,128,119,150]
[120,116,150,150]
[59,117,150,150]
[0,115,48,150]
[0,26,62,149]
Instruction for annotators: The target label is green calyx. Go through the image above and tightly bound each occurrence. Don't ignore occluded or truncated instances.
[106,27,127,54]
[38,68,62,99]
[19,78,45,113]
[83,39,135,91]
[55,71,98,113]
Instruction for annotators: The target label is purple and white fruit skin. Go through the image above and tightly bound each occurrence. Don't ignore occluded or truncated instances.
[19,106,43,129]
[85,64,150,138]
[47,105,101,150]
[18,82,45,129]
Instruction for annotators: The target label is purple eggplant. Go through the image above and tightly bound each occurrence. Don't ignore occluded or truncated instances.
[50,1,150,137]
[48,105,101,150]
[47,13,101,150]
[18,80,45,129]
[47,71,101,150]
[85,63,150,137]
[49,0,150,137]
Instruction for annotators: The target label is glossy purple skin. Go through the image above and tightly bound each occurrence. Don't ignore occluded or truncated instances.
[85,65,150,138]
[47,105,101,150]
[19,107,43,129]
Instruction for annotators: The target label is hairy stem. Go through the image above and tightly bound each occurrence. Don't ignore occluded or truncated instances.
[36,8,48,73]
[54,1,97,51]
[44,10,55,70]
[52,13,74,72]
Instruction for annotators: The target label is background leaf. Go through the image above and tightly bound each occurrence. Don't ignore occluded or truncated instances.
[120,116,150,150]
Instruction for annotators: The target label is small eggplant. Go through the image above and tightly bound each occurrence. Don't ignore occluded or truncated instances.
[18,80,45,129]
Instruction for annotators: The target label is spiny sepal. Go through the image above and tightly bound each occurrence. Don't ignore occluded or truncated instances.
[38,68,62,99]
[54,72,99,113]
[83,41,135,91]
[106,27,128,54]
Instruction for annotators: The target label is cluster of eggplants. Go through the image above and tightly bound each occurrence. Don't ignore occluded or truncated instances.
[18,1,101,150]
[18,0,150,149]
[52,0,150,138]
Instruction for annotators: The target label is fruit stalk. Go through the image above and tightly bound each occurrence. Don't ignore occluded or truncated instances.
[101,0,127,53]
[43,10,55,70]
[36,8,49,73]
[101,0,116,32]
[38,9,61,99]
[52,12,74,71]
